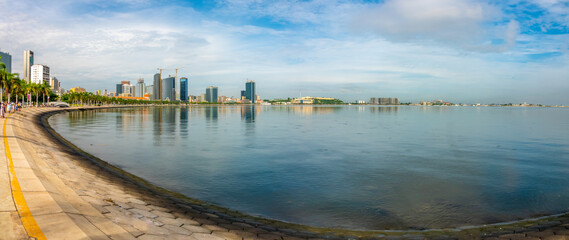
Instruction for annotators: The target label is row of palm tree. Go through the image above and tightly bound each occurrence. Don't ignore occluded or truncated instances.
[61,92,166,106]
[0,56,55,107]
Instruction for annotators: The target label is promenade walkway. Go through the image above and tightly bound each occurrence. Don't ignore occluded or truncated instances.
[1,107,569,240]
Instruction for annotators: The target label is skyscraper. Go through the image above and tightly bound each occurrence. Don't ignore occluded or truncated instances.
[0,51,12,73]
[206,86,218,103]
[23,50,34,82]
[31,64,50,84]
[136,78,145,98]
[162,76,176,101]
[180,77,188,101]
[116,84,123,95]
[153,73,161,100]
[245,80,255,103]
[49,77,59,91]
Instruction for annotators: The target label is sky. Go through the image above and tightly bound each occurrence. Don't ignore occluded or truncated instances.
[0,0,568,104]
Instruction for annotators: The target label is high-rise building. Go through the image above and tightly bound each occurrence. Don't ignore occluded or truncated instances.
[245,80,255,103]
[31,64,49,84]
[145,85,153,95]
[153,73,161,100]
[116,84,123,95]
[240,90,246,99]
[162,76,175,101]
[0,51,12,73]
[122,84,131,96]
[49,77,59,91]
[206,86,218,103]
[136,78,145,98]
[23,50,34,82]
[369,97,400,105]
[180,77,188,101]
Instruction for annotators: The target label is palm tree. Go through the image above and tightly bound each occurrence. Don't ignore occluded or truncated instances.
[10,78,23,105]
[4,72,20,103]
[31,83,41,107]
[0,56,6,102]
[41,82,51,105]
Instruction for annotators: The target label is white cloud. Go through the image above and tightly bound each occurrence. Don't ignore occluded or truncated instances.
[351,0,519,52]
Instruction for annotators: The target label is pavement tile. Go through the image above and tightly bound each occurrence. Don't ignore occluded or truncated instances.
[152,210,176,219]
[34,212,90,240]
[233,222,254,228]
[13,167,36,178]
[194,218,217,225]
[18,176,47,192]
[66,213,111,240]
[162,224,192,235]
[258,233,284,240]
[229,229,258,240]
[182,224,213,234]
[191,233,225,240]
[149,205,172,213]
[23,191,64,216]
[157,216,183,227]
[526,230,555,238]
[203,224,228,232]
[118,223,145,237]
[178,218,201,226]
[127,197,147,205]
[130,202,153,211]
[0,211,28,240]
[219,223,244,231]
[84,215,136,240]
[130,208,159,219]
[212,230,244,240]
[51,192,84,215]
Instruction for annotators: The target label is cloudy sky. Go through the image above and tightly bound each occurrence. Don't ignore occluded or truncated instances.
[1,0,568,104]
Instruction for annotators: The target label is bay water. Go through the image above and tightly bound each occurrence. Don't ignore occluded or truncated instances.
[49,105,569,230]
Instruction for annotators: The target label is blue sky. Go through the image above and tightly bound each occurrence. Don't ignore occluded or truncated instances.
[1,0,568,104]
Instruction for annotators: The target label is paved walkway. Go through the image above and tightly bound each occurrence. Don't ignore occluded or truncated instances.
[1,107,569,240]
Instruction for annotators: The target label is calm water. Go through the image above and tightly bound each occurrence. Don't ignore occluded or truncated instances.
[49,106,569,230]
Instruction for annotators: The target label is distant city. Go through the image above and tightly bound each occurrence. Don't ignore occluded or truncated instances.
[0,49,564,107]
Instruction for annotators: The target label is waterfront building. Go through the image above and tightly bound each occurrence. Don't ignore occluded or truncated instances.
[116,84,123,95]
[180,77,188,101]
[49,77,59,91]
[23,50,34,82]
[31,64,50,84]
[145,85,153,98]
[369,97,400,105]
[153,73,161,100]
[241,90,246,100]
[245,80,255,103]
[162,76,176,101]
[122,84,131,95]
[136,78,145,98]
[205,86,218,103]
[0,51,12,73]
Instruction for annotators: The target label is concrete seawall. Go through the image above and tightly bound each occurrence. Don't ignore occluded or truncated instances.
[1,107,569,240]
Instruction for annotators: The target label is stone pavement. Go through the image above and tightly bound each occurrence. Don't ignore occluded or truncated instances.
[1,106,569,240]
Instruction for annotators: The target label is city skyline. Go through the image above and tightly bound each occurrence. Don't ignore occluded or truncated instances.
[1,1,569,105]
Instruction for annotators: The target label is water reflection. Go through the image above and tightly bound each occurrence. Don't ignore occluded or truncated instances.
[369,106,399,113]
[205,106,218,121]
[241,105,256,123]
[50,106,569,230]
[180,107,189,139]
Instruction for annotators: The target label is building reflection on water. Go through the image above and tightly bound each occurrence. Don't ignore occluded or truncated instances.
[369,106,399,113]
